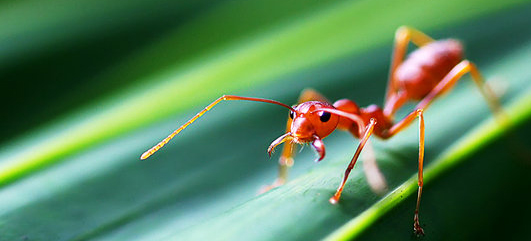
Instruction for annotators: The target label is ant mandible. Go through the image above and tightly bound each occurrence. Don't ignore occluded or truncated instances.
[141,26,504,235]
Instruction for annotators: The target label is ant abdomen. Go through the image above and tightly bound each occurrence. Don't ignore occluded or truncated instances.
[394,39,463,100]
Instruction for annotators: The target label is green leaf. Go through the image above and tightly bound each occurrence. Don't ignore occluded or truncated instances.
[1,0,531,240]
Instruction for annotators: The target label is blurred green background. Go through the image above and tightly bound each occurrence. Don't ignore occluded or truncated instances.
[1,0,531,240]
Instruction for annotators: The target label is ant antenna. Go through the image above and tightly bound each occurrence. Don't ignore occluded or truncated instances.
[313,107,367,136]
[140,95,296,160]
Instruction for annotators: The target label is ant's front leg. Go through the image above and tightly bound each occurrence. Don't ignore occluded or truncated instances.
[329,118,377,204]
[259,89,330,193]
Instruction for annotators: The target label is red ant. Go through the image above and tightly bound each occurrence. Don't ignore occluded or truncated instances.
[141,26,504,235]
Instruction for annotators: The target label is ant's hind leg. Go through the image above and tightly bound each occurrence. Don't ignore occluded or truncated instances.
[385,26,435,105]
[260,89,330,193]
[415,60,507,124]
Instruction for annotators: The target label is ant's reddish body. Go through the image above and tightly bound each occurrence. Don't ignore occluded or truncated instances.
[141,26,502,235]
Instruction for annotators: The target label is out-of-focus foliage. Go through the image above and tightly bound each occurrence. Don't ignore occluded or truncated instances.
[1,0,530,240]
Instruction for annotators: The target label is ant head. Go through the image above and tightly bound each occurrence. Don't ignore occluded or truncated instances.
[268,101,339,162]
[289,101,339,142]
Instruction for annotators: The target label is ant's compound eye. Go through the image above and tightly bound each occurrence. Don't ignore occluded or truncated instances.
[319,111,331,122]
[289,110,296,119]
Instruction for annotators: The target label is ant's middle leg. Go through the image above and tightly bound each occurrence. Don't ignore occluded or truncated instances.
[382,58,506,234]
[362,140,388,195]
[381,109,426,235]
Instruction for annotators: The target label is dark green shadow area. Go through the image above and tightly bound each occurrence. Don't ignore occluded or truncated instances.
[357,114,531,241]
[0,0,340,144]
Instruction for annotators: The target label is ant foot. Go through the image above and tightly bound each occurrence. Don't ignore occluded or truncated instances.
[329,193,341,204]
[258,179,285,194]
[413,218,425,236]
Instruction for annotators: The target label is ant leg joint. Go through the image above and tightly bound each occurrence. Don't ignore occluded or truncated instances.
[279,157,294,167]
[395,26,411,41]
